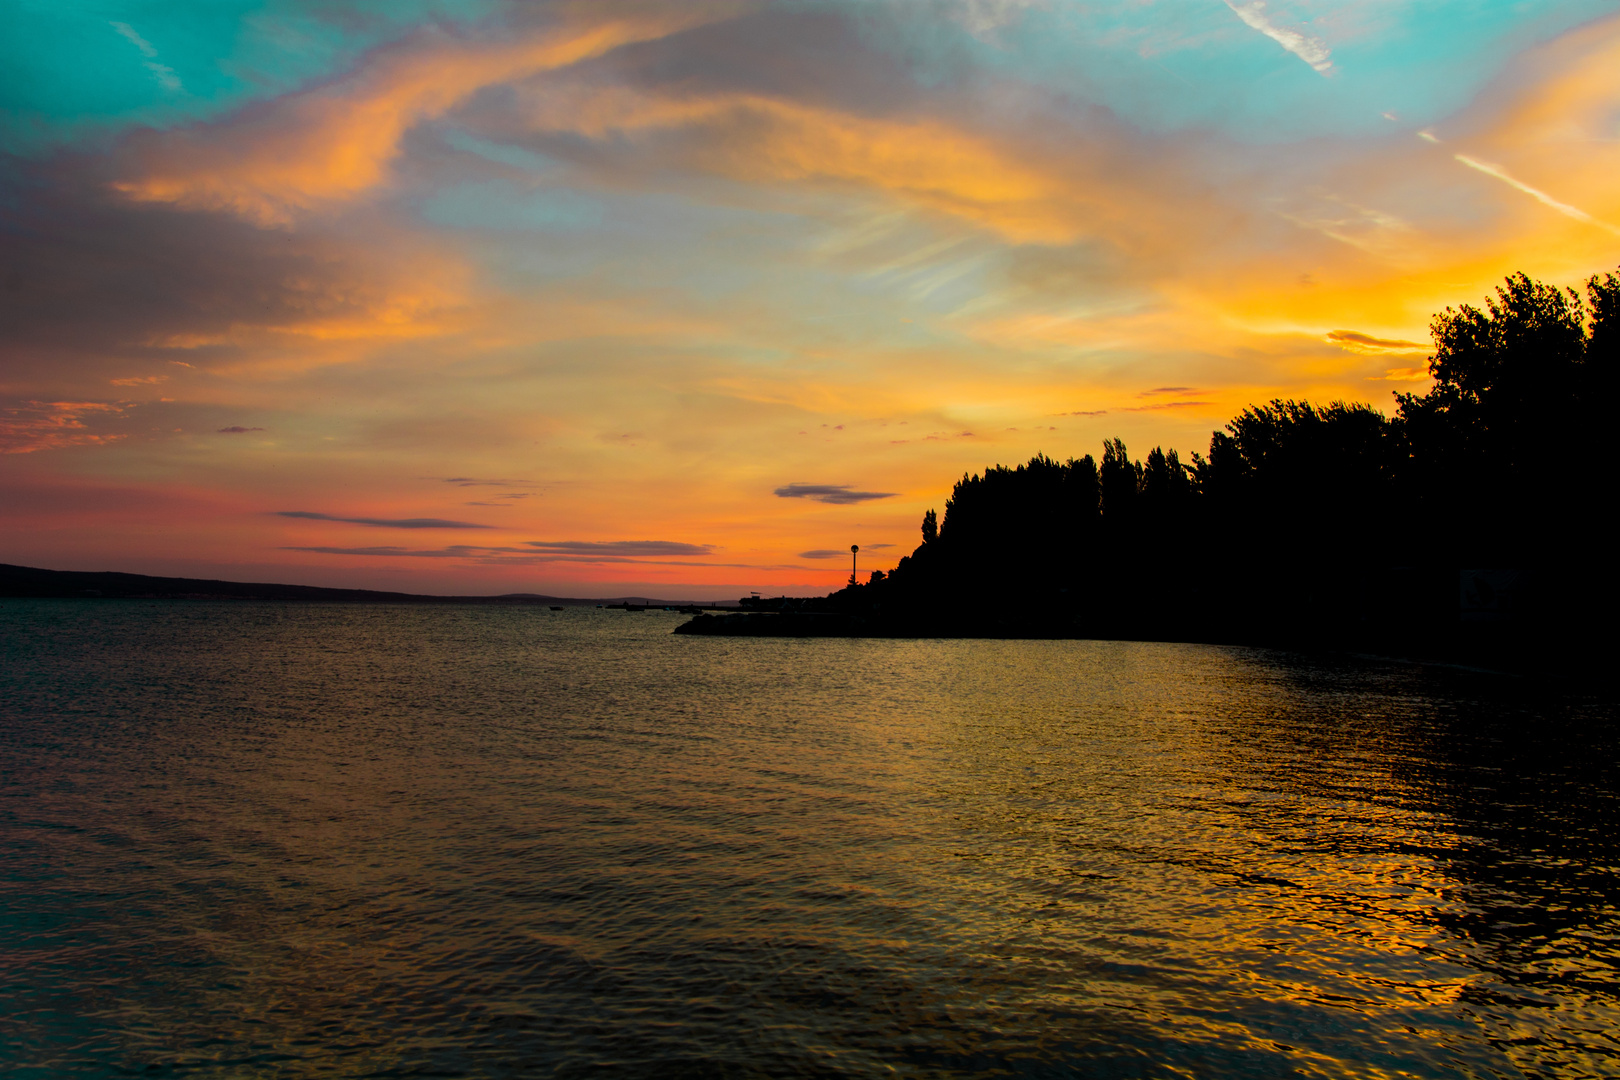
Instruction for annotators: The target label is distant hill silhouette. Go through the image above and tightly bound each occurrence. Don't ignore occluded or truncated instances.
[681,269,1619,674]
[0,564,729,609]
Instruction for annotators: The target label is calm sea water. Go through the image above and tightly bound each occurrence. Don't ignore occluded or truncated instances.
[1,601,1616,1078]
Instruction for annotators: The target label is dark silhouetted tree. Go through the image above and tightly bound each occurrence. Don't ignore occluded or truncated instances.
[833,267,1614,659]
[1100,438,1138,523]
[1584,269,1619,428]
[1395,269,1616,559]
[1397,273,1584,481]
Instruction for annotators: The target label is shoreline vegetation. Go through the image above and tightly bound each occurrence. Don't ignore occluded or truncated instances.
[677,271,1618,677]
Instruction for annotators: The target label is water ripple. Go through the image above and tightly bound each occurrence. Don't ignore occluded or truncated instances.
[2,601,1616,1077]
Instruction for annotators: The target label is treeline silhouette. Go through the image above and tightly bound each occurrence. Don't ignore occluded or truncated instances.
[822,270,1618,664]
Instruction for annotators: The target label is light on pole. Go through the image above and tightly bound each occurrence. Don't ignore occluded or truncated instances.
[849,544,859,586]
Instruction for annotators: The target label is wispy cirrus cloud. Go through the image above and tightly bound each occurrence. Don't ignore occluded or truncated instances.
[276,511,491,529]
[111,21,182,92]
[509,84,1084,244]
[1368,366,1432,382]
[438,476,536,487]
[110,6,741,225]
[774,483,897,505]
[288,544,507,558]
[1123,400,1212,411]
[285,544,770,569]
[799,543,893,559]
[946,0,1041,42]
[1222,1,1333,75]
[1326,330,1427,354]
[524,540,713,557]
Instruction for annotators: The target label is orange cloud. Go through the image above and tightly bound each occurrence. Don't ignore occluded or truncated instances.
[515,84,1139,244]
[719,103,1073,243]
[1325,330,1427,354]
[145,242,478,373]
[0,401,127,454]
[112,5,746,225]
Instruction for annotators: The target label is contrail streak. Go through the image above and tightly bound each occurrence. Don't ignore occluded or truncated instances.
[1453,154,1620,237]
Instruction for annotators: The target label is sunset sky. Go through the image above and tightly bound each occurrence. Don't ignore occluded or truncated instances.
[4,0,1619,598]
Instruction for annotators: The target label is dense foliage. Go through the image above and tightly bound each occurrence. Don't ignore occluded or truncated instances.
[834,270,1619,652]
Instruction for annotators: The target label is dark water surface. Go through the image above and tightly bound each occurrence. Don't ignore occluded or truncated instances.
[2,601,1616,1078]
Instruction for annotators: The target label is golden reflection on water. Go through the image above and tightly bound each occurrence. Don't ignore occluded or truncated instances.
[1,601,1615,1077]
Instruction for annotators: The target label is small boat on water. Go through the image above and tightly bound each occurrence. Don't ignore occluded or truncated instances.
[549,606,564,611]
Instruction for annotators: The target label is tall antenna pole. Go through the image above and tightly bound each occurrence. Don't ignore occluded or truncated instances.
[849,544,859,586]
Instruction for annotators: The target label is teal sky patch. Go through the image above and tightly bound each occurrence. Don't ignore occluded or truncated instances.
[828,0,1620,141]
[0,0,496,154]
